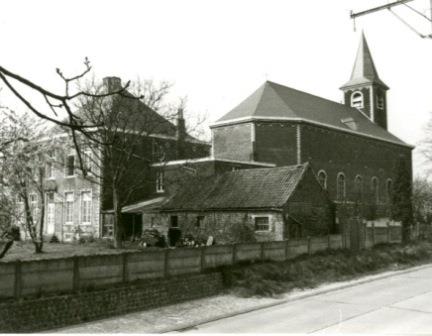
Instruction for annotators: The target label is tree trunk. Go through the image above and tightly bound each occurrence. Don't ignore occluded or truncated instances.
[36,171,45,254]
[112,189,123,249]
[0,240,14,259]
[34,241,43,253]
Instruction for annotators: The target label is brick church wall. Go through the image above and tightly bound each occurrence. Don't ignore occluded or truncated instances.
[300,123,412,212]
[212,123,254,161]
[254,122,298,165]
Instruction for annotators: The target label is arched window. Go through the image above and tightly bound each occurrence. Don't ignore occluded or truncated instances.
[337,173,346,201]
[371,177,379,203]
[317,170,327,190]
[351,91,364,109]
[354,175,363,201]
[386,179,393,203]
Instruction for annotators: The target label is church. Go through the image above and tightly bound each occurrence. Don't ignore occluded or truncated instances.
[148,33,413,242]
[209,33,413,219]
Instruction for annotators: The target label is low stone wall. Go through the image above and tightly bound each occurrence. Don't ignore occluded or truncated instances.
[0,272,223,333]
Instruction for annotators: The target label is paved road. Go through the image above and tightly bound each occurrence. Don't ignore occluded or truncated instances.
[184,266,432,334]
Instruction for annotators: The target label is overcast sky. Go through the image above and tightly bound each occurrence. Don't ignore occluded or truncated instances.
[1,0,432,177]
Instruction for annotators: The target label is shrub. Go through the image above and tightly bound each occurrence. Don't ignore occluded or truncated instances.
[221,242,432,298]
[49,234,60,243]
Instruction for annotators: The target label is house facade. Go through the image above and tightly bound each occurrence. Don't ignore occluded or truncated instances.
[31,77,210,242]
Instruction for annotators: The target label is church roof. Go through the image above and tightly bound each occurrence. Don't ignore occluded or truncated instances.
[212,81,411,148]
[161,163,310,211]
[340,32,389,90]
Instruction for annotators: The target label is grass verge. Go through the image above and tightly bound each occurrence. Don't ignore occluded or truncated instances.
[221,241,432,298]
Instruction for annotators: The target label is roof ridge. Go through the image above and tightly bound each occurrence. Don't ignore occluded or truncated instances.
[250,82,269,117]
[267,80,348,108]
[261,81,300,118]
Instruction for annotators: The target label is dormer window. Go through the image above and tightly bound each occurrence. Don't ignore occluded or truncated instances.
[351,91,364,109]
[341,117,358,131]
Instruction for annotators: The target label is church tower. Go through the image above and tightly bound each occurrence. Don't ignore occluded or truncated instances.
[340,33,389,130]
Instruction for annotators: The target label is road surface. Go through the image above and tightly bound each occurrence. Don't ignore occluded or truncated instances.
[184,266,432,334]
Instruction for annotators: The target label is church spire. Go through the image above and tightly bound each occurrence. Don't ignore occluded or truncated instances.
[340,32,389,130]
[341,32,388,90]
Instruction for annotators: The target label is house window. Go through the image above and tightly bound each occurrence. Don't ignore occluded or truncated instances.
[317,170,327,189]
[65,192,74,224]
[386,179,393,203]
[46,193,55,234]
[377,95,384,110]
[351,91,364,109]
[354,175,363,201]
[82,150,93,173]
[66,155,75,176]
[152,139,164,161]
[196,215,205,228]
[337,173,346,201]
[81,191,92,225]
[46,162,54,179]
[170,215,178,228]
[156,171,164,193]
[371,177,379,204]
[254,216,270,232]
[29,193,37,207]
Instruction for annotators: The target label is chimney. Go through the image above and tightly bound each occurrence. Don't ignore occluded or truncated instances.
[176,107,186,159]
[103,76,122,93]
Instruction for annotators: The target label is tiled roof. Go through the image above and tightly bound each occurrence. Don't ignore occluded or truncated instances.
[51,90,204,144]
[161,163,309,211]
[213,81,410,147]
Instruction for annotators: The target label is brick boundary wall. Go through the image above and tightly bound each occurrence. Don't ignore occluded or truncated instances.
[0,272,223,333]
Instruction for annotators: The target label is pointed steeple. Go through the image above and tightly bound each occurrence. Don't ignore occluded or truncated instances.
[340,32,390,130]
[341,32,389,90]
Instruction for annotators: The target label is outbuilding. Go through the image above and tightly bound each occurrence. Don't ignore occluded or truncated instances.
[150,163,334,245]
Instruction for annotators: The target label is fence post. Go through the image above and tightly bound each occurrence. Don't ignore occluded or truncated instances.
[200,247,206,272]
[260,243,265,260]
[164,249,170,277]
[285,240,289,260]
[362,220,367,249]
[387,222,391,243]
[342,222,347,249]
[73,256,80,292]
[307,237,312,255]
[232,244,237,265]
[371,222,375,246]
[122,253,129,283]
[14,260,22,299]
[328,234,331,250]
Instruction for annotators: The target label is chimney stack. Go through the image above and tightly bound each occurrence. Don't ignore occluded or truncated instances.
[103,76,122,93]
[176,107,186,159]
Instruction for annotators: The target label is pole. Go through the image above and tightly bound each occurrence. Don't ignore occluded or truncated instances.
[351,0,415,19]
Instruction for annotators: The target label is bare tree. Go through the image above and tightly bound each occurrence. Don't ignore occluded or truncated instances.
[421,111,432,171]
[0,61,137,176]
[73,78,198,248]
[0,110,60,253]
